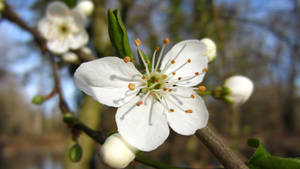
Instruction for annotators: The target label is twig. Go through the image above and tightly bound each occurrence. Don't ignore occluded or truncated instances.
[195,127,248,169]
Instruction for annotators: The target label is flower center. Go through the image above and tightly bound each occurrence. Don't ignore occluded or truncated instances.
[58,23,71,35]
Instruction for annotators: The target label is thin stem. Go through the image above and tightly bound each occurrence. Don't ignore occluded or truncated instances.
[195,127,248,169]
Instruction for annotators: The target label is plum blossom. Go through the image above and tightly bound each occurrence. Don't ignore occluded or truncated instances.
[201,38,217,63]
[224,75,254,105]
[38,1,88,54]
[75,0,94,16]
[74,39,210,151]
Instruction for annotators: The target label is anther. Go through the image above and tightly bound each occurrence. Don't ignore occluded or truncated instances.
[134,38,142,46]
[136,101,143,106]
[168,89,172,92]
[171,60,175,64]
[155,46,160,51]
[146,60,150,64]
[172,72,176,75]
[185,109,193,113]
[202,68,208,72]
[187,59,191,63]
[198,86,206,92]
[128,83,135,91]
[141,76,146,80]
[195,72,200,76]
[163,88,167,91]
[170,109,174,112]
[163,38,170,44]
[178,77,182,80]
[123,56,131,63]
[190,94,195,99]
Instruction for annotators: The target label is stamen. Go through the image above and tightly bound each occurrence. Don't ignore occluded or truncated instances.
[155,46,160,51]
[163,88,167,91]
[128,83,136,90]
[202,67,208,72]
[162,74,168,79]
[136,101,143,106]
[163,38,170,44]
[137,48,150,76]
[172,72,176,75]
[151,48,158,73]
[145,60,150,64]
[185,109,193,113]
[161,44,187,72]
[187,59,191,63]
[178,77,182,80]
[195,72,200,76]
[167,60,190,76]
[141,76,146,80]
[190,94,195,98]
[171,60,175,64]
[134,38,142,46]
[168,89,172,92]
[124,56,131,63]
[198,86,206,92]
[148,98,154,125]
[170,109,174,112]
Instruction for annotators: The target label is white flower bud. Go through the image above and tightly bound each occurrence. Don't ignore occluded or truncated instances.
[81,46,92,55]
[224,75,254,105]
[62,52,79,63]
[201,38,217,63]
[100,133,137,169]
[76,0,94,16]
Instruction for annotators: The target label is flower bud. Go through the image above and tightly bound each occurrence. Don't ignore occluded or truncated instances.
[100,133,137,169]
[224,75,254,105]
[201,38,216,63]
[76,0,94,16]
[32,95,44,105]
[62,52,79,63]
[69,143,83,162]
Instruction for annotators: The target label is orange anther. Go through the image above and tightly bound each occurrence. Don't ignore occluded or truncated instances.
[134,38,142,46]
[202,67,208,72]
[171,60,175,64]
[185,109,193,113]
[146,60,150,64]
[198,86,206,92]
[190,94,195,98]
[178,77,182,80]
[168,89,172,92]
[172,72,176,75]
[136,101,143,106]
[163,38,170,44]
[163,88,167,91]
[128,83,135,91]
[195,72,200,76]
[170,109,174,112]
[162,74,168,79]
[123,56,131,63]
[141,76,146,80]
[155,46,160,51]
[187,59,191,63]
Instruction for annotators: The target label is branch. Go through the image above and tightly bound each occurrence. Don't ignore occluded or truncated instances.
[195,127,248,169]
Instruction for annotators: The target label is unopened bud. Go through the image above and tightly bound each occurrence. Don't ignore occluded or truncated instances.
[224,75,254,105]
[62,52,79,63]
[76,0,94,16]
[32,95,44,105]
[69,143,83,162]
[201,38,217,63]
[100,133,137,169]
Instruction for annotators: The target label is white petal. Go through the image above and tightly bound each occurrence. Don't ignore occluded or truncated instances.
[164,87,209,135]
[74,57,143,107]
[76,0,94,16]
[69,30,89,49]
[72,8,87,26]
[160,40,208,87]
[46,1,69,18]
[38,18,56,40]
[116,96,169,151]
[47,38,69,54]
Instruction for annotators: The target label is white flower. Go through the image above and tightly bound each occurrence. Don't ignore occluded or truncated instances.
[62,52,79,63]
[74,39,209,151]
[38,1,88,54]
[100,133,137,169]
[201,38,216,63]
[75,0,94,16]
[224,75,254,105]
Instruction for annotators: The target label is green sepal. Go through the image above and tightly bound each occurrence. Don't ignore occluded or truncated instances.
[69,143,83,162]
[32,95,44,105]
[247,138,300,169]
[107,9,132,59]
[137,49,152,71]
[63,0,77,8]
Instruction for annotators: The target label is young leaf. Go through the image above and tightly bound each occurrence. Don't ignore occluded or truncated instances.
[107,9,132,59]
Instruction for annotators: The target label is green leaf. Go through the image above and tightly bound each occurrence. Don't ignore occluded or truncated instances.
[107,9,132,59]
[247,138,300,169]
[63,0,77,8]
[137,48,152,71]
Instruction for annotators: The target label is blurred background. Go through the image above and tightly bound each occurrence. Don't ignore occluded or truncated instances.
[0,0,299,169]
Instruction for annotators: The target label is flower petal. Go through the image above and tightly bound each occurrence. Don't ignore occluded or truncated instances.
[46,1,69,18]
[47,38,70,54]
[160,40,208,87]
[164,87,209,135]
[38,18,55,40]
[116,96,169,151]
[68,30,89,49]
[74,57,143,107]
[71,8,87,26]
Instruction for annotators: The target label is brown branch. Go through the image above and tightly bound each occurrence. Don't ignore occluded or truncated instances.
[195,127,248,169]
